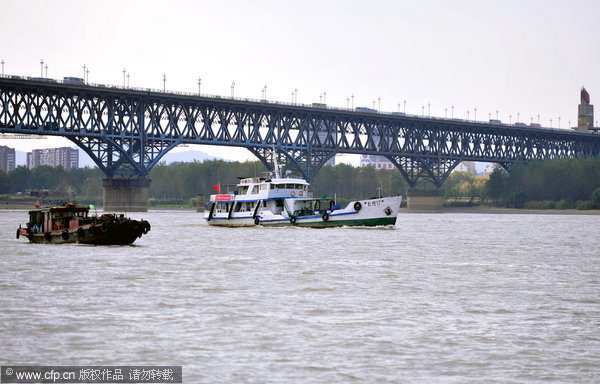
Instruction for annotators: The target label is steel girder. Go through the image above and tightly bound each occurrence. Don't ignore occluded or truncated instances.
[1,78,600,185]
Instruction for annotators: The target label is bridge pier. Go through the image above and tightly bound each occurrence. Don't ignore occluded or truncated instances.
[406,188,444,211]
[102,178,151,212]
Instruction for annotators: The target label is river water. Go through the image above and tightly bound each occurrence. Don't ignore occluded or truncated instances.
[1,209,599,383]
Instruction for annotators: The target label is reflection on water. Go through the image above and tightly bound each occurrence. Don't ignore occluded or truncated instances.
[1,209,599,383]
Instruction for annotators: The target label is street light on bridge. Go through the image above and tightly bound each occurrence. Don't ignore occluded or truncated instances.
[40,59,44,77]
[198,78,201,94]
[1,59,4,76]
[163,73,166,92]
[44,64,48,78]
[558,116,561,128]
[231,81,235,98]
[474,107,477,121]
[123,68,126,87]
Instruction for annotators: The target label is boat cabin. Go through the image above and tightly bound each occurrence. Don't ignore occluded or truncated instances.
[28,203,91,233]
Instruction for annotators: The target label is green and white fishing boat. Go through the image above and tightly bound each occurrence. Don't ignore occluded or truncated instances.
[204,164,402,228]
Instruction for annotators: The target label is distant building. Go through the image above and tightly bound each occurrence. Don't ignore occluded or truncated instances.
[0,145,16,173]
[453,161,478,176]
[27,147,79,170]
[360,154,395,170]
[575,87,597,131]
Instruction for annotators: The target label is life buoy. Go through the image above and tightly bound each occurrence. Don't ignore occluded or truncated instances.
[322,213,329,221]
[314,200,321,212]
[290,215,297,224]
[299,190,304,197]
[254,217,260,225]
[291,191,296,197]
[354,202,362,211]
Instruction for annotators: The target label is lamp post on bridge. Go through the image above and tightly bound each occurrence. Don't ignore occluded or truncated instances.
[40,59,44,77]
[496,109,499,120]
[83,64,87,81]
[517,112,520,123]
[558,116,561,128]
[86,69,89,83]
[231,81,235,98]
[1,59,4,76]
[467,110,470,120]
[550,118,553,128]
[428,102,430,117]
[127,73,130,88]
[404,99,406,114]
[537,114,540,125]
[352,94,354,109]
[295,88,298,105]
[44,64,48,78]
[163,73,166,92]
[378,97,381,112]
[123,68,126,87]
[451,105,454,118]
[509,114,512,125]
[474,107,477,121]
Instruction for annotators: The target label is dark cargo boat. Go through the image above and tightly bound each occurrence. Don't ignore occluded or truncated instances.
[16,203,151,245]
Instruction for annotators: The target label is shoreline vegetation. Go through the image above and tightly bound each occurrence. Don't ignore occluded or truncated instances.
[1,157,600,213]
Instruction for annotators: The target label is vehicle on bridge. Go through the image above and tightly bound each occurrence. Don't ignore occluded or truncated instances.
[204,166,402,228]
[16,203,151,245]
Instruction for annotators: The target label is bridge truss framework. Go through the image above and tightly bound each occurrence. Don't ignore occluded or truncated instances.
[2,77,600,188]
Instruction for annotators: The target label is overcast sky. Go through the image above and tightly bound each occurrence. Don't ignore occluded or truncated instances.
[2,0,599,162]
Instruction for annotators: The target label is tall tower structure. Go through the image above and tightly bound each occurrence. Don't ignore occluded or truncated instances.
[576,87,594,131]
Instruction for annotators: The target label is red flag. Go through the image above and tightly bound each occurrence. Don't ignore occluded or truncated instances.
[214,184,220,191]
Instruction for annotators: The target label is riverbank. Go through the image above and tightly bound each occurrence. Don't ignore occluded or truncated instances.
[402,206,600,215]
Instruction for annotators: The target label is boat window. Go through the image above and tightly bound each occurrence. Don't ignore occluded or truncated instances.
[252,185,259,194]
[260,184,267,191]
[286,184,294,189]
[239,186,249,194]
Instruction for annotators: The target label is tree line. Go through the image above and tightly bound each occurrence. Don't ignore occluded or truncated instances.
[1,157,600,209]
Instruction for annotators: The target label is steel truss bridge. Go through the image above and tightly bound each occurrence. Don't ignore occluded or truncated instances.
[1,76,600,188]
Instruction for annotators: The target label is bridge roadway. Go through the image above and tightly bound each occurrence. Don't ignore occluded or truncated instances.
[1,76,600,210]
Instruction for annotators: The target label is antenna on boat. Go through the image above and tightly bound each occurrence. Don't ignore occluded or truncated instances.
[271,145,282,179]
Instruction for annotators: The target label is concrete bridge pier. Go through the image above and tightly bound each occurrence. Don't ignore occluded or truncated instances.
[406,188,444,211]
[102,178,151,212]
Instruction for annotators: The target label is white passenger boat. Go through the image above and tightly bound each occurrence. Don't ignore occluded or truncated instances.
[204,166,402,228]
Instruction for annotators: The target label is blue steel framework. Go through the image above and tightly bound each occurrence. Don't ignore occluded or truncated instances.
[1,77,600,187]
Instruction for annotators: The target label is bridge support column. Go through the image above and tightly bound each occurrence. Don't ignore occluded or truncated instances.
[102,178,151,212]
[406,188,444,211]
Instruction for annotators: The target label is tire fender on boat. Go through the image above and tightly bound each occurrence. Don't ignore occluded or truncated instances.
[322,212,329,221]
[77,227,85,239]
[354,202,362,211]
[142,221,151,234]
[254,217,260,225]
[16,228,20,239]
[290,215,297,224]
[101,222,109,233]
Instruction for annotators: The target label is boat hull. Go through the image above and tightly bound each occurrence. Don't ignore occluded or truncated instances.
[205,196,402,228]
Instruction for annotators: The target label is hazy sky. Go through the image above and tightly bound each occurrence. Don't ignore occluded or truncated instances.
[1,0,599,161]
